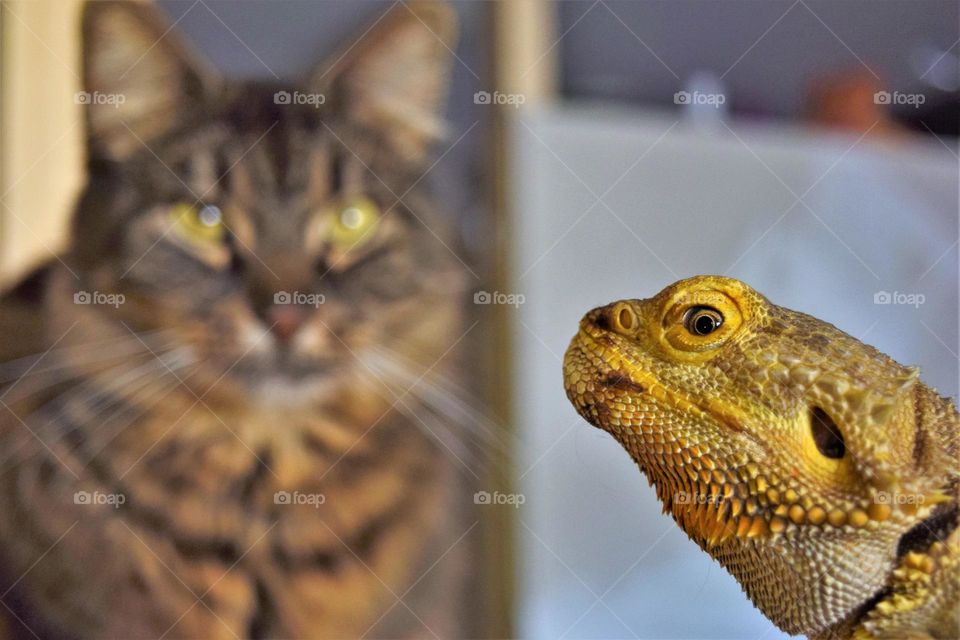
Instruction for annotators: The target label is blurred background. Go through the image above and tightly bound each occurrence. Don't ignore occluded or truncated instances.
[1,1,957,638]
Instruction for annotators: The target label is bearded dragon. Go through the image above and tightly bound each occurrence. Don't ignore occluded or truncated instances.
[563,276,958,639]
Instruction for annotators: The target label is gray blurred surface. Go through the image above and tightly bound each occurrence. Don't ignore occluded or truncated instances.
[559,0,959,117]
[511,103,956,639]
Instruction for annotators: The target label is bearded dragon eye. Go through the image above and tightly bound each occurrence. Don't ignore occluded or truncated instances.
[684,306,724,336]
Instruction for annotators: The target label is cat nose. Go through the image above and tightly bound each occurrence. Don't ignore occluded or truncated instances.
[265,304,308,343]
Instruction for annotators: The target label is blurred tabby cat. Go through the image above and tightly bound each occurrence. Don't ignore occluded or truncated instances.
[0,1,474,637]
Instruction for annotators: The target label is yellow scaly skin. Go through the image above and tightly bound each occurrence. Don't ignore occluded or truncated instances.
[563,276,958,639]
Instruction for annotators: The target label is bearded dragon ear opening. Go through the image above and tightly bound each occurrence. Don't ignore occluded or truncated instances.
[810,407,845,459]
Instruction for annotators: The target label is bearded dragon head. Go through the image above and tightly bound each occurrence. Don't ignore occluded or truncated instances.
[563,275,957,637]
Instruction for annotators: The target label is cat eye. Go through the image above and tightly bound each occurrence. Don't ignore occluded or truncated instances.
[684,306,724,336]
[328,197,381,248]
[170,203,225,243]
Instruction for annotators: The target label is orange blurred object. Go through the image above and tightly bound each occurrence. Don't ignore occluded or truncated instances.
[806,69,910,139]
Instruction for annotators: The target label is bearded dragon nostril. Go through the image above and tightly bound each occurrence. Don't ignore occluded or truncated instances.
[588,306,612,332]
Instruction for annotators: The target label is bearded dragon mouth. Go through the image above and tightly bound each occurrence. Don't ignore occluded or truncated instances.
[566,327,749,435]
[599,370,645,394]
[563,327,767,546]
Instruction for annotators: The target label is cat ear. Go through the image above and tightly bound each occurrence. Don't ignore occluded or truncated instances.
[81,1,219,161]
[314,1,458,165]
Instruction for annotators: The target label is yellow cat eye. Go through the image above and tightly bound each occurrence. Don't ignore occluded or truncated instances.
[170,203,225,243]
[328,197,380,247]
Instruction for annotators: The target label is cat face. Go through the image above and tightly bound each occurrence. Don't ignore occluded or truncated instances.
[67,1,463,407]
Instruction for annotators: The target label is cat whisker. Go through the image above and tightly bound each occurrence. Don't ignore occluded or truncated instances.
[0,335,181,408]
[366,347,516,459]
[326,362,479,473]
[1,345,195,473]
[367,366,484,479]
[0,328,175,384]
[393,394,484,480]
[368,342,499,415]
[77,356,202,470]
[359,352,509,478]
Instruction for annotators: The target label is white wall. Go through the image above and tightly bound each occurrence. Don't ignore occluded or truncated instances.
[510,103,957,639]
[0,0,84,284]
